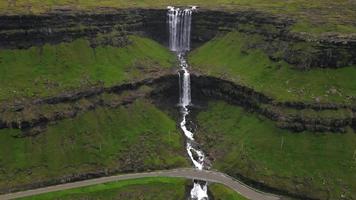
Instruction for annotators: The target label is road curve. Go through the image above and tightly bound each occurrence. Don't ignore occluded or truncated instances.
[0,168,281,200]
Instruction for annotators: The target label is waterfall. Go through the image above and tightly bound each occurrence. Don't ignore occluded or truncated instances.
[168,6,193,52]
[168,6,209,200]
[178,54,191,107]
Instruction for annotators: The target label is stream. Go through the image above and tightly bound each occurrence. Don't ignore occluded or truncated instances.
[168,6,209,200]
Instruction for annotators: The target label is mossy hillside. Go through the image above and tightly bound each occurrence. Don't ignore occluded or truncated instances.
[1,1,356,34]
[0,35,175,102]
[0,99,189,191]
[189,31,356,104]
[196,101,356,199]
[19,177,188,200]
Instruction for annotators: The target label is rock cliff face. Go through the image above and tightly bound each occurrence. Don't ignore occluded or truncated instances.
[1,74,354,135]
[191,9,294,47]
[190,74,355,133]
[1,8,355,68]
[191,9,356,69]
[0,9,168,49]
[0,74,178,136]
[0,8,355,133]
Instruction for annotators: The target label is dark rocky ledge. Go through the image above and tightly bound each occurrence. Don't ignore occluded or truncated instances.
[0,73,354,135]
[192,9,356,69]
[0,73,179,136]
[0,9,169,49]
[1,8,356,69]
[190,74,355,133]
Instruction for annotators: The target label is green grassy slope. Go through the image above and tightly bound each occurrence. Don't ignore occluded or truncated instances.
[0,35,175,102]
[1,0,356,34]
[196,101,356,199]
[0,99,188,190]
[210,183,248,200]
[19,177,188,200]
[189,32,356,104]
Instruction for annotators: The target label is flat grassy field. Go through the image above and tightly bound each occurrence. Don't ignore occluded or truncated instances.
[196,101,356,199]
[19,177,188,200]
[0,35,175,102]
[0,99,188,191]
[1,0,356,34]
[189,32,356,104]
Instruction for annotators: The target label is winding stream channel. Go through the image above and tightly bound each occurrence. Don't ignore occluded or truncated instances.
[168,6,209,200]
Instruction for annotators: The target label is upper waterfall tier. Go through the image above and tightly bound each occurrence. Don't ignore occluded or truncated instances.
[167,6,196,52]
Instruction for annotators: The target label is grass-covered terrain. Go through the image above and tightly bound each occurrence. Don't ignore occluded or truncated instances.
[210,183,248,200]
[19,177,188,200]
[190,32,356,104]
[0,35,175,102]
[196,101,356,199]
[0,99,188,191]
[1,0,356,34]
[18,177,248,200]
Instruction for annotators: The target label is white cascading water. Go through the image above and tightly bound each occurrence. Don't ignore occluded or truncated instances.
[168,6,209,200]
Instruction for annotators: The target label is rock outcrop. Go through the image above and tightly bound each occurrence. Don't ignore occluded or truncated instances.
[1,8,355,69]
[0,74,178,136]
[192,9,356,69]
[190,74,355,133]
[0,8,168,49]
[1,74,354,135]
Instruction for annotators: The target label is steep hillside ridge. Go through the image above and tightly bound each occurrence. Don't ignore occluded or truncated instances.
[1,74,354,135]
[0,9,168,49]
[189,31,356,104]
[1,8,356,69]
[192,10,356,69]
[0,74,178,136]
[191,74,355,133]
[195,101,356,200]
